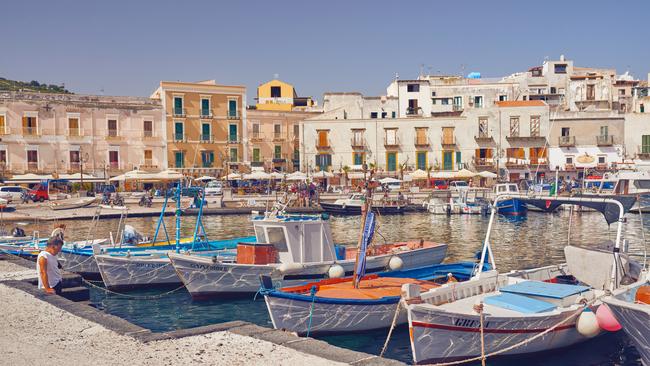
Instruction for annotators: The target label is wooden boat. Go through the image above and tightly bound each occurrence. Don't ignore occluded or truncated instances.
[602,276,650,365]
[403,195,642,364]
[49,197,97,210]
[262,262,488,335]
[169,211,447,299]
[495,183,527,216]
[319,193,405,215]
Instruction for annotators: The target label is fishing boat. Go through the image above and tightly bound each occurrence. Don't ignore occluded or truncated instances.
[602,275,650,366]
[495,183,527,215]
[169,208,447,299]
[581,171,650,213]
[319,193,405,215]
[49,196,97,210]
[402,195,642,364]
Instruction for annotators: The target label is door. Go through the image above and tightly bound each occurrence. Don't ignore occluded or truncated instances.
[228,100,237,117]
[229,124,238,142]
[174,151,184,168]
[443,151,453,171]
[387,152,397,171]
[174,123,183,140]
[202,123,211,140]
[417,152,427,170]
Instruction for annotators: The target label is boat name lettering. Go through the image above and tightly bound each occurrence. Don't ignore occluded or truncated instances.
[134,262,167,269]
[189,263,226,271]
[452,318,489,329]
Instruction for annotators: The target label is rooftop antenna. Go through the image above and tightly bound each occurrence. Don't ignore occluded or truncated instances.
[273,73,279,80]
[394,72,399,80]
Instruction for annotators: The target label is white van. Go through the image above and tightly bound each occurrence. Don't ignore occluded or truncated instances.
[204,180,223,196]
[0,186,26,202]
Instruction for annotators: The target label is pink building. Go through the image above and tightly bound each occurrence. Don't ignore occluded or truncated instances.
[0,91,165,180]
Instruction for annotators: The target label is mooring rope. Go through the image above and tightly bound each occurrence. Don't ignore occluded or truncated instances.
[81,277,191,300]
[305,285,317,337]
[379,299,403,357]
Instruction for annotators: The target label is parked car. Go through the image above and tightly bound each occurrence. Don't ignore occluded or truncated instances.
[204,180,223,196]
[431,180,448,190]
[0,186,26,202]
[28,184,49,202]
[449,181,469,191]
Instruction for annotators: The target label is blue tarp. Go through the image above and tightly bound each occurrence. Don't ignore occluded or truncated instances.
[354,211,376,284]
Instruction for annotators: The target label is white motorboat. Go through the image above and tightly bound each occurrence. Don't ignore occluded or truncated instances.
[402,195,642,364]
[49,196,97,210]
[169,211,448,299]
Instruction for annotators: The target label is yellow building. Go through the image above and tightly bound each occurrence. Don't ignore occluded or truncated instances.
[256,79,316,111]
[151,80,246,176]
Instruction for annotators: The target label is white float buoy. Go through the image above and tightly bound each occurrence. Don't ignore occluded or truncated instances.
[328,264,345,278]
[576,309,601,338]
[388,256,404,271]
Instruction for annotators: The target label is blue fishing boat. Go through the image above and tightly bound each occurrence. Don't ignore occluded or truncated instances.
[495,183,527,215]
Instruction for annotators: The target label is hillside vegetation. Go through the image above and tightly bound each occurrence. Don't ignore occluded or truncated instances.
[0,77,71,94]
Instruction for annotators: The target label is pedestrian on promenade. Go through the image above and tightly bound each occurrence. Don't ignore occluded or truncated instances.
[36,236,64,295]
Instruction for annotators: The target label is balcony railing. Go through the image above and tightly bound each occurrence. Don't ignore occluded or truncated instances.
[23,127,39,136]
[174,133,185,142]
[228,134,239,143]
[564,163,576,171]
[558,136,576,147]
[441,136,456,147]
[200,134,214,142]
[414,136,430,147]
[68,128,83,137]
[200,109,213,119]
[638,146,650,159]
[227,110,240,120]
[406,107,422,116]
[140,160,157,170]
[473,157,496,170]
[143,130,155,138]
[27,162,40,171]
[596,135,614,146]
[384,136,400,147]
[350,137,366,148]
[316,139,331,149]
[273,132,284,141]
[173,107,186,117]
[107,130,120,138]
[250,132,263,141]
[474,133,494,143]
[596,163,609,170]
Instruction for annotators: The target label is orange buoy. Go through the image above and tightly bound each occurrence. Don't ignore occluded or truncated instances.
[636,285,650,305]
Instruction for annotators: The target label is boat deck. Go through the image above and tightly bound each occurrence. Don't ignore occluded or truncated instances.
[315,277,439,300]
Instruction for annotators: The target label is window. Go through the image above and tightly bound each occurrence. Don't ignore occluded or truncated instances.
[643,135,650,154]
[353,152,365,165]
[415,127,428,145]
[455,151,462,169]
[229,148,238,162]
[109,150,119,168]
[561,127,570,137]
[293,148,299,161]
[293,124,300,138]
[529,147,547,164]
[228,99,238,118]
[407,99,419,114]
[381,112,387,118]
[566,157,573,164]
[416,151,427,170]
[619,89,626,96]
[144,150,153,165]
[107,119,118,137]
[442,151,453,171]
[642,104,645,113]
[442,127,454,145]
[266,227,288,252]
[550,87,557,94]
[370,112,378,119]
[554,64,567,74]
[385,129,397,145]
[0,115,4,134]
[531,68,542,77]
[317,130,329,147]
[201,98,210,117]
[407,84,420,92]
[473,96,483,108]
[270,86,281,98]
[174,151,184,168]
[478,117,489,138]
[143,120,153,137]
[386,152,397,171]
[229,124,238,142]
[499,95,508,102]
[201,151,214,167]
[431,91,437,97]
[173,97,183,115]
[66,117,80,136]
[316,154,332,170]
[201,123,211,141]
[509,117,520,137]
[69,151,80,168]
[174,122,184,140]
[352,129,365,146]
[274,145,282,159]
[0,150,6,165]
[453,96,462,108]
[530,116,540,137]
[23,116,37,135]
[391,111,396,118]
[27,149,38,169]
[253,148,261,162]
[274,124,281,134]
[600,126,608,137]
[586,85,595,100]
[441,98,450,105]
[598,156,606,165]
[252,123,260,139]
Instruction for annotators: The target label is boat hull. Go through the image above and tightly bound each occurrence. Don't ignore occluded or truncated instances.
[319,202,404,215]
[407,305,587,363]
[95,255,180,290]
[170,244,447,299]
[603,284,650,366]
[496,198,528,216]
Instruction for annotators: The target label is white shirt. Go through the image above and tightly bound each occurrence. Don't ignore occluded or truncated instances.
[36,251,62,289]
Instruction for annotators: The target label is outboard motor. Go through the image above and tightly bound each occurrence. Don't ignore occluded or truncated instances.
[12,227,26,237]
[122,225,143,245]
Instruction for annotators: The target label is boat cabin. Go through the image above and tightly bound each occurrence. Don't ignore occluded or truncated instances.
[494,183,519,195]
[249,214,336,264]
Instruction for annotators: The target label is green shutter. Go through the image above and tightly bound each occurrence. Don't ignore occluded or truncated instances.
[229,125,237,141]
[387,153,397,171]
[274,146,281,159]
[229,100,237,117]
[643,135,650,153]
[456,151,462,169]
[253,148,260,162]
[230,148,237,162]
[417,152,426,170]
[175,152,184,168]
[202,124,210,139]
[443,152,453,170]
[174,97,182,109]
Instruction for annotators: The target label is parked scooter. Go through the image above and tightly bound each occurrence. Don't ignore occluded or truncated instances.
[138,194,152,207]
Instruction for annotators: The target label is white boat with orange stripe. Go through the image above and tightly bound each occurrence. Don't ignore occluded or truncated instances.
[402,195,643,364]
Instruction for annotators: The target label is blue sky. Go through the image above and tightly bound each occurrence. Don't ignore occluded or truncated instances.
[2,0,649,101]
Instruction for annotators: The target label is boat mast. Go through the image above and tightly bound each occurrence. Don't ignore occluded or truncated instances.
[175,179,182,253]
[476,195,500,277]
[352,164,374,288]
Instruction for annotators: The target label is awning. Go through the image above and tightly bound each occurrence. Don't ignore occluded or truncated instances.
[518,196,636,225]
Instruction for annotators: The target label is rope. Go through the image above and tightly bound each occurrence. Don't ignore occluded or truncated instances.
[305,285,317,337]
[81,277,189,300]
[379,299,403,357]
[427,296,600,366]
[638,199,648,272]
[60,252,97,271]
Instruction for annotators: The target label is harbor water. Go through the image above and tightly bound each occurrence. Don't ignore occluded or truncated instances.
[22,211,647,365]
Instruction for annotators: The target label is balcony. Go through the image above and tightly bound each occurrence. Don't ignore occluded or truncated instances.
[414,136,430,147]
[227,110,240,120]
[173,108,186,118]
[68,128,84,138]
[564,163,576,171]
[384,136,400,148]
[441,136,456,148]
[142,130,156,139]
[250,132,263,142]
[406,107,422,116]
[505,158,526,169]
[22,127,40,136]
[200,134,214,143]
[638,146,650,160]
[596,163,609,171]
[228,134,240,144]
[351,137,366,149]
[452,105,463,112]
[107,130,122,140]
[473,157,496,171]
[506,135,546,146]
[474,133,494,144]
[108,161,122,171]
[173,133,185,142]
[200,109,213,119]
[316,139,331,150]
[140,160,157,170]
[27,162,40,172]
[596,135,614,146]
[250,161,265,167]
[558,136,576,147]
[273,154,288,164]
[68,162,81,172]
[273,132,285,142]
[529,158,549,169]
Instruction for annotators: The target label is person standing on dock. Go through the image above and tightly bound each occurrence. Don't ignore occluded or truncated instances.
[36,237,64,295]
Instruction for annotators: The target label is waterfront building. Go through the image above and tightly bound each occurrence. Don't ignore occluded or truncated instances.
[151,80,246,176]
[255,79,316,112]
[0,91,165,180]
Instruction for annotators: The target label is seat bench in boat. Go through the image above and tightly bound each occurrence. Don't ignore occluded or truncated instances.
[500,280,591,307]
[484,292,557,314]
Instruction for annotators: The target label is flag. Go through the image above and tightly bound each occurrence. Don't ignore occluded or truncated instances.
[354,211,376,286]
